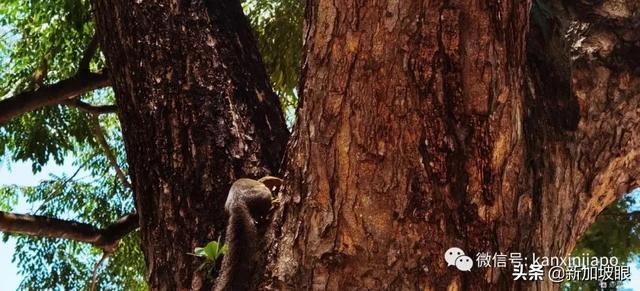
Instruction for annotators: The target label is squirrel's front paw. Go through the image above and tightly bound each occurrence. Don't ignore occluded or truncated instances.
[270,197,281,210]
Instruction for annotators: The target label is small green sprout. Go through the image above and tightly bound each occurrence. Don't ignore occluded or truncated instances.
[191,237,229,262]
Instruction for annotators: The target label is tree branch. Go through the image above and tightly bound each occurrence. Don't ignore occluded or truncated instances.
[90,252,109,291]
[79,34,99,73]
[63,99,117,114]
[0,212,138,252]
[0,71,110,125]
[90,114,132,189]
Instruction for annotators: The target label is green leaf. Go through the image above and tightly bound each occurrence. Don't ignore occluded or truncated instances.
[203,241,220,261]
[194,240,228,261]
[193,247,206,257]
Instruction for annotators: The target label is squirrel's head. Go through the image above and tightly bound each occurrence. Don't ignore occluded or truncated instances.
[225,176,283,215]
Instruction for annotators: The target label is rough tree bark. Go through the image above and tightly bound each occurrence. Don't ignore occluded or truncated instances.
[91,1,288,290]
[261,0,639,290]
[84,0,639,289]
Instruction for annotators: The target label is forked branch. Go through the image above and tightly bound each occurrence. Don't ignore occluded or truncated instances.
[0,71,110,125]
[63,99,118,114]
[0,33,113,125]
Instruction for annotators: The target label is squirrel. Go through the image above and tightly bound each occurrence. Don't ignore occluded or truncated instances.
[214,176,283,291]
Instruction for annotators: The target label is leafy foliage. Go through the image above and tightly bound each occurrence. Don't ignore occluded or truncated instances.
[564,190,640,290]
[0,0,103,172]
[0,184,18,211]
[0,112,146,290]
[0,0,96,96]
[10,232,145,291]
[243,0,304,120]
[0,105,95,172]
[0,2,138,289]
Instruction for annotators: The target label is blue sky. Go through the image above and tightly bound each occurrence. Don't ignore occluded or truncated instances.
[1,159,639,289]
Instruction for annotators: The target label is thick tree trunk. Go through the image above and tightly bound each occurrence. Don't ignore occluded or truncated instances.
[91,1,288,290]
[262,0,639,290]
[89,0,639,289]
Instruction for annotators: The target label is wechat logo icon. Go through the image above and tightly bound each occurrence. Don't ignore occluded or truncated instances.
[444,247,473,272]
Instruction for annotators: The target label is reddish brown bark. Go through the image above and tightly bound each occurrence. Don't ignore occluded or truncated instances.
[261,0,640,290]
[85,0,639,289]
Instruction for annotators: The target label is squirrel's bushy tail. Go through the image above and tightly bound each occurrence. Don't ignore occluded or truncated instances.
[215,203,258,291]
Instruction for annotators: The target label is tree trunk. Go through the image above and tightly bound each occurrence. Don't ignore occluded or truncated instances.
[89,0,639,289]
[91,1,288,290]
[262,0,639,290]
